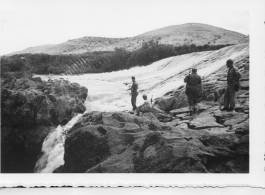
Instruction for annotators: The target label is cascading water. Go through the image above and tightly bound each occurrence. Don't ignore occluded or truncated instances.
[34,114,83,173]
[34,44,249,173]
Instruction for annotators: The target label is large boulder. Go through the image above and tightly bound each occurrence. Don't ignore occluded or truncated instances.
[55,105,249,173]
[1,77,88,173]
[1,77,87,127]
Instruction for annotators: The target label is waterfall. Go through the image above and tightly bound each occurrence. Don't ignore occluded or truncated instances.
[34,113,83,173]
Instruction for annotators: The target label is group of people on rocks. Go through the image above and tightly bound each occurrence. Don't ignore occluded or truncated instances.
[129,59,241,116]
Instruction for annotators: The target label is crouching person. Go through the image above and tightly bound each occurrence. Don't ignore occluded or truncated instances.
[136,94,152,116]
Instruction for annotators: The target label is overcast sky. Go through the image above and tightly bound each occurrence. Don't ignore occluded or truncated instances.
[0,0,250,55]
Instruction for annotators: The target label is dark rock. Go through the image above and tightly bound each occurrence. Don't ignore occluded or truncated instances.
[233,120,249,135]
[62,127,110,173]
[223,113,249,127]
[63,107,248,173]
[198,134,249,173]
[1,125,53,173]
[153,96,176,111]
[1,77,88,173]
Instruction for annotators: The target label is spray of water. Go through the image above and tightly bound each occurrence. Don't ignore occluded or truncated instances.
[34,114,83,173]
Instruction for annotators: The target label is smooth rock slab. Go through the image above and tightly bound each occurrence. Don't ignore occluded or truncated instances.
[188,116,223,130]
[175,113,190,119]
[205,127,231,134]
[170,107,190,116]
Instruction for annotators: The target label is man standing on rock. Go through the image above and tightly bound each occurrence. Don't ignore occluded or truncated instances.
[221,59,241,112]
[184,68,202,115]
[128,76,138,111]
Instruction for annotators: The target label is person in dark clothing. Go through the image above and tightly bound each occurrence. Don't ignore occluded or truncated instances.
[184,68,203,115]
[221,59,241,112]
[129,76,138,111]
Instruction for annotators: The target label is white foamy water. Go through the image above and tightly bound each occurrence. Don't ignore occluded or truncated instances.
[34,114,83,173]
[34,44,248,173]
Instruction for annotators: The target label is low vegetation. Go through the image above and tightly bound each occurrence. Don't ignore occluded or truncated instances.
[1,40,232,78]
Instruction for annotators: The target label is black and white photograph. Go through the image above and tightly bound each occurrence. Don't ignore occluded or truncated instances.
[0,0,265,190]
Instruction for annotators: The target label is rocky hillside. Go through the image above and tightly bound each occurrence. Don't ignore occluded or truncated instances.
[7,23,248,55]
[54,48,249,173]
[1,76,88,172]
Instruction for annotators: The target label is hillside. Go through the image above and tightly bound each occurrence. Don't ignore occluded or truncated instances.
[8,44,55,55]
[137,23,248,46]
[6,23,248,56]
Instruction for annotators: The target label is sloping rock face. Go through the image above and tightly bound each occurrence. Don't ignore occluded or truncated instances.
[153,51,249,115]
[55,101,249,173]
[1,77,88,173]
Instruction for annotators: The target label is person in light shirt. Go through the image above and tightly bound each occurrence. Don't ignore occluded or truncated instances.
[136,94,152,116]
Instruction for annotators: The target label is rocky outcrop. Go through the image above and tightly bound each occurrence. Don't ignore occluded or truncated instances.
[54,100,249,173]
[1,76,88,173]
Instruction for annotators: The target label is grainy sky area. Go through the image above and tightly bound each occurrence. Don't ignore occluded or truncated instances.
[0,0,249,55]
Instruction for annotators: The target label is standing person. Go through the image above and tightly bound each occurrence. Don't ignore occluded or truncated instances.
[221,59,241,112]
[129,76,138,111]
[136,94,152,116]
[184,68,203,115]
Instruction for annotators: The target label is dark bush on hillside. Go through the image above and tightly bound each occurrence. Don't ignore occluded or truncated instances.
[1,41,233,76]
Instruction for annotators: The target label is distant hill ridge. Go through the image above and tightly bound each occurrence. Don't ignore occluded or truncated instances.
[7,23,248,56]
